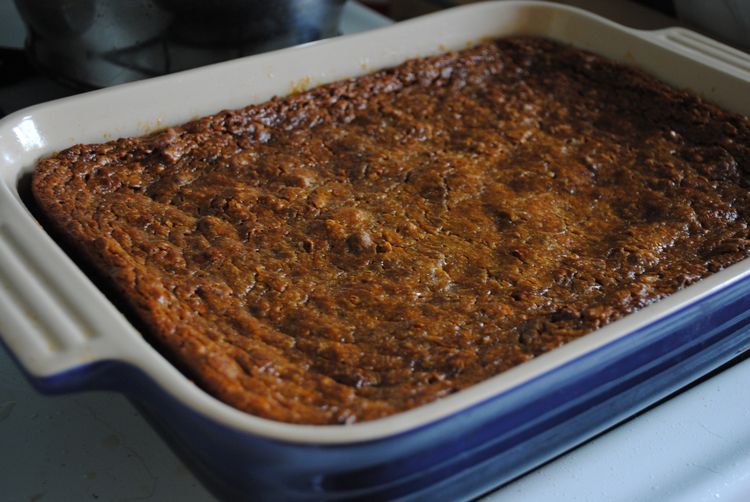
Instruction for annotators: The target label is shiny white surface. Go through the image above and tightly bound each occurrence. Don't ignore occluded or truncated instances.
[11,117,44,152]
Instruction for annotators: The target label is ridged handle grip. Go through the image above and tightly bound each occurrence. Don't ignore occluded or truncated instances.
[0,222,98,378]
[0,185,136,386]
[649,27,750,78]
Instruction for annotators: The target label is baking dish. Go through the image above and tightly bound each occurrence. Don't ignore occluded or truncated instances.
[1,1,750,499]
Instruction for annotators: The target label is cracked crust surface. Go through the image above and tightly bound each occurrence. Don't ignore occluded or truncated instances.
[32,37,750,424]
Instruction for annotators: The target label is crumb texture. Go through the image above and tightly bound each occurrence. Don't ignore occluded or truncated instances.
[32,37,750,424]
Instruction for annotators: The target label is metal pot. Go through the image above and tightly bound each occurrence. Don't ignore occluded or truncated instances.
[673,0,750,50]
[14,0,346,89]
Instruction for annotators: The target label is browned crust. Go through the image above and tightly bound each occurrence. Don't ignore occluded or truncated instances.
[32,37,750,424]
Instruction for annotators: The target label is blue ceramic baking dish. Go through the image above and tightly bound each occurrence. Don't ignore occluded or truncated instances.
[1,2,750,500]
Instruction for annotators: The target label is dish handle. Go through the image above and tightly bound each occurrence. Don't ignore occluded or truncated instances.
[644,27,750,79]
[0,210,139,393]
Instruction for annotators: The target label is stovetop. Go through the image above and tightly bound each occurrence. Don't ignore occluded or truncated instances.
[1,1,749,501]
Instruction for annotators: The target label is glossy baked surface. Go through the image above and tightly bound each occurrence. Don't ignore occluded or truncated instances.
[32,37,750,424]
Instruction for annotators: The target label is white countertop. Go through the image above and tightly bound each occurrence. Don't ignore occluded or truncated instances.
[0,347,214,501]
[488,357,750,502]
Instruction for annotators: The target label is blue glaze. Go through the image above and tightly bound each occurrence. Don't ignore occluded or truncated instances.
[21,273,750,501]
